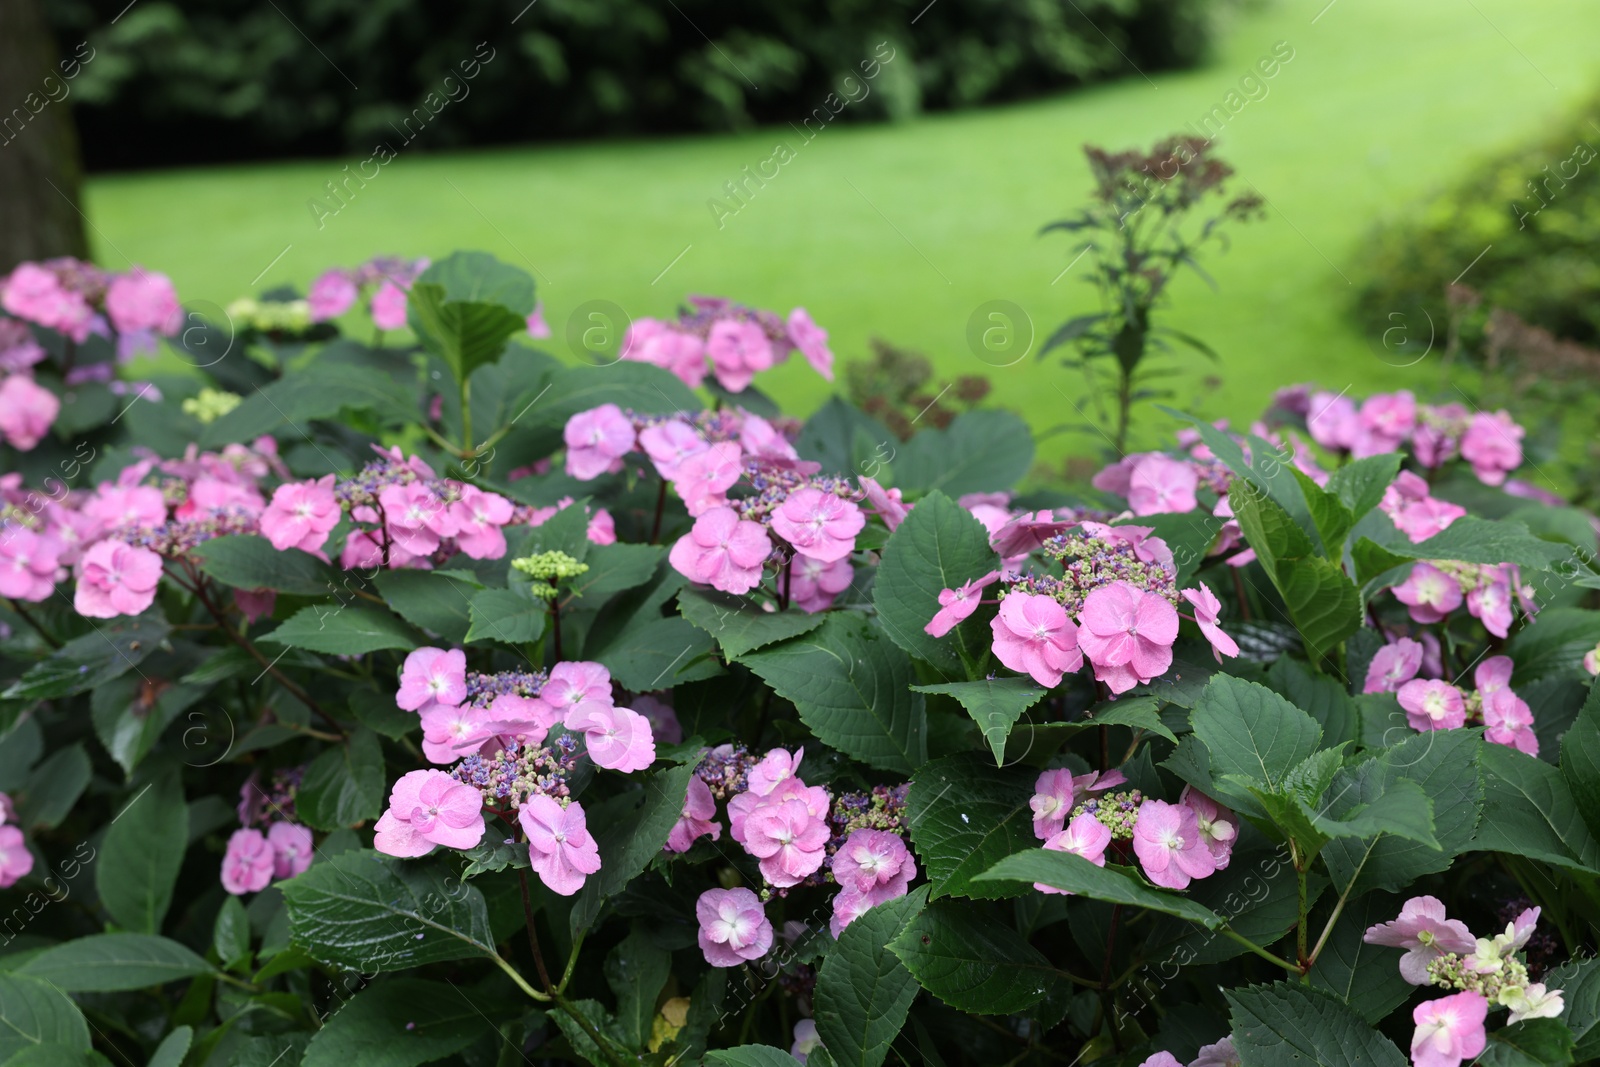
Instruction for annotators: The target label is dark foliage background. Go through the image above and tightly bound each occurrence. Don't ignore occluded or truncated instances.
[46,0,1214,170]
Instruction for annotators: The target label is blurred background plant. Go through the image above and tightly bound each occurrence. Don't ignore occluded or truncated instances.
[1038,136,1262,454]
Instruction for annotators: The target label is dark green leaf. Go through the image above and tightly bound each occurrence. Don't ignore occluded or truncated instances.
[913,678,1046,764]
[742,613,927,775]
[1562,679,1600,841]
[149,1027,192,1067]
[873,491,998,674]
[301,978,498,1067]
[408,283,527,385]
[16,745,89,831]
[1321,730,1482,894]
[593,615,717,692]
[464,588,546,645]
[888,901,1063,1015]
[1543,957,1600,1061]
[96,775,187,934]
[296,729,386,832]
[906,754,1036,899]
[605,927,672,1051]
[261,605,422,655]
[1,615,170,702]
[1476,1019,1575,1067]
[417,251,535,313]
[281,850,499,972]
[15,934,211,992]
[214,895,251,970]
[1231,482,1361,661]
[1190,674,1322,813]
[1475,742,1600,874]
[570,764,694,936]
[1391,516,1573,569]
[1326,454,1402,521]
[201,361,419,447]
[572,543,665,606]
[814,887,928,1067]
[1226,982,1407,1067]
[1308,890,1413,1024]
[678,588,825,659]
[0,975,91,1059]
[978,850,1223,928]
[1265,656,1358,749]
[893,411,1034,498]
[373,570,480,644]
[1293,469,1356,558]
[190,535,340,596]
[706,1048,802,1067]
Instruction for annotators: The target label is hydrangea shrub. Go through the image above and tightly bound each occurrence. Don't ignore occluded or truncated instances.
[0,250,1598,1067]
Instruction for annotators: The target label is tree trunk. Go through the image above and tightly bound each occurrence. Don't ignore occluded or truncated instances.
[0,0,90,273]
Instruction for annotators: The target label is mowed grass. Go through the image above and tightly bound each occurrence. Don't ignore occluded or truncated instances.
[84,0,1600,470]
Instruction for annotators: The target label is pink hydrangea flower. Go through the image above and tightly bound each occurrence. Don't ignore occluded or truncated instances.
[82,485,167,534]
[791,1019,822,1064]
[447,485,514,559]
[831,828,915,901]
[1179,787,1237,869]
[669,506,771,594]
[1180,584,1239,662]
[1364,637,1423,694]
[0,825,32,889]
[1127,454,1199,515]
[1466,577,1514,638]
[1475,655,1512,695]
[743,798,830,887]
[632,694,682,745]
[771,488,865,563]
[623,319,709,388]
[221,828,275,895]
[267,821,314,880]
[0,527,60,602]
[307,270,359,322]
[696,886,772,966]
[379,481,455,556]
[105,270,181,337]
[1,263,94,341]
[373,769,486,857]
[464,692,560,750]
[747,747,805,797]
[0,374,60,451]
[568,704,656,772]
[1483,689,1538,756]
[1132,799,1216,890]
[1398,679,1466,732]
[565,404,637,480]
[1410,991,1487,1067]
[673,441,743,516]
[370,280,409,331]
[707,319,775,392]
[544,661,613,712]
[1030,768,1125,840]
[638,419,710,480]
[397,647,468,711]
[1460,411,1523,486]
[1392,562,1463,624]
[1307,391,1361,451]
[1036,813,1114,895]
[260,476,340,552]
[1364,894,1477,984]
[1191,1037,1239,1067]
[521,795,601,896]
[738,414,797,460]
[790,555,853,613]
[1136,1054,1183,1067]
[991,592,1082,688]
[666,776,722,853]
[420,703,490,764]
[525,303,551,339]
[74,540,162,618]
[1355,391,1416,455]
[787,308,834,380]
[858,476,910,532]
[926,570,999,637]
[1078,581,1179,694]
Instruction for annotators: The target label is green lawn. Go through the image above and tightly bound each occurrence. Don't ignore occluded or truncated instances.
[84,0,1600,469]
